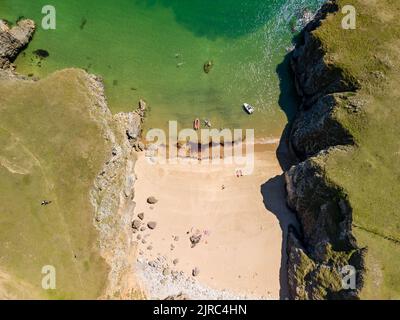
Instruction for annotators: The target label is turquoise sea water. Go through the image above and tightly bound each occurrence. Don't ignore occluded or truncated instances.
[1,0,323,139]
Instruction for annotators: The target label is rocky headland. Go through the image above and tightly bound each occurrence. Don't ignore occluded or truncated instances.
[284,0,366,300]
[0,18,35,79]
[0,18,145,299]
[284,0,400,299]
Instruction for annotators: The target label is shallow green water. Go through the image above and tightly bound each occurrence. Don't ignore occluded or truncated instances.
[1,0,323,139]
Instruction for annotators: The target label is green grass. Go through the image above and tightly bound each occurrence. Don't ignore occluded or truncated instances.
[312,0,400,298]
[0,69,109,299]
[355,228,400,299]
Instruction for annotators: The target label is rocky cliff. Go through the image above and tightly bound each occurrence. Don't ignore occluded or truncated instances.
[285,1,366,300]
[0,19,35,70]
[88,76,145,299]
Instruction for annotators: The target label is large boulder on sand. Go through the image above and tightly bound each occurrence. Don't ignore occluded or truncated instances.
[147,196,158,204]
[147,221,157,230]
[131,219,142,230]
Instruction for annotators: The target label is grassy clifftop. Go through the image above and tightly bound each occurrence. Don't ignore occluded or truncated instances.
[0,69,110,299]
[316,0,400,299]
[288,0,400,299]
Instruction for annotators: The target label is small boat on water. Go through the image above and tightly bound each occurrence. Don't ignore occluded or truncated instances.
[243,103,255,115]
[193,118,201,130]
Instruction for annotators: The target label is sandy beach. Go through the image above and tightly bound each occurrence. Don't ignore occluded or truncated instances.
[132,141,295,300]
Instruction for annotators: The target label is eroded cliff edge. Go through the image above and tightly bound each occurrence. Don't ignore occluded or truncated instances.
[285,1,365,300]
[286,0,400,300]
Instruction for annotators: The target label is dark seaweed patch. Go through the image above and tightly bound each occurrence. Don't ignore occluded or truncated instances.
[80,18,87,30]
[33,49,50,59]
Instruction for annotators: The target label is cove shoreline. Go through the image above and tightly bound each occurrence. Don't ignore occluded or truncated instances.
[0,12,301,300]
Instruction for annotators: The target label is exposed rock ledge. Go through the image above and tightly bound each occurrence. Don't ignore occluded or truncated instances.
[285,1,366,300]
[0,19,35,70]
[87,74,144,299]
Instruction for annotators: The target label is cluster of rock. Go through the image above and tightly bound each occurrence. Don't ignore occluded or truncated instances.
[132,197,207,295]
[0,19,35,69]
[114,99,146,153]
[0,18,36,81]
[136,254,264,300]
[285,1,366,300]
[87,74,147,299]
[84,66,149,300]
[139,250,200,292]
[132,205,158,252]
[132,196,201,280]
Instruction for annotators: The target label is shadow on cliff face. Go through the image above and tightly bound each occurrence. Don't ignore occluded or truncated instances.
[261,175,297,300]
[259,46,301,299]
[275,52,300,171]
[276,53,299,122]
[134,0,275,39]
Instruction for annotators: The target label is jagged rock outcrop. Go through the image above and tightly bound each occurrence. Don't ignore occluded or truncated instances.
[289,1,363,159]
[290,93,354,158]
[0,19,35,69]
[87,75,145,299]
[285,148,366,299]
[285,1,366,300]
[291,1,359,109]
[286,148,355,250]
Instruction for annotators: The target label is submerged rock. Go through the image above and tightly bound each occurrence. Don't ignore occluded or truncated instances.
[33,49,49,59]
[80,18,87,30]
[203,61,213,74]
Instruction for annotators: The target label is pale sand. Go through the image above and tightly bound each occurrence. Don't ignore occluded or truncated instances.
[132,142,295,300]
